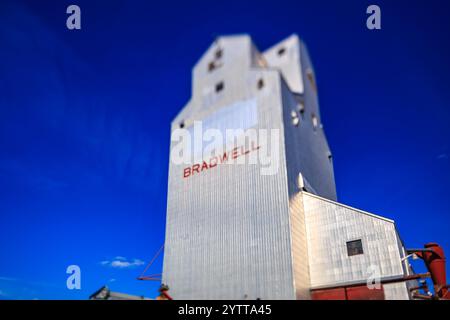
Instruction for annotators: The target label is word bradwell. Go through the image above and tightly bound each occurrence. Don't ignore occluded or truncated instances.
[183,143,260,178]
[170,122,280,177]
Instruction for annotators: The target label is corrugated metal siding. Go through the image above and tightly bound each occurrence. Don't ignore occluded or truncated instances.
[163,66,296,299]
[288,192,311,299]
[277,41,338,297]
[302,192,409,299]
[383,283,409,300]
[277,51,336,201]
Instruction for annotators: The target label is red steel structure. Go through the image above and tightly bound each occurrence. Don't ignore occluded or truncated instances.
[310,243,449,300]
[408,243,449,300]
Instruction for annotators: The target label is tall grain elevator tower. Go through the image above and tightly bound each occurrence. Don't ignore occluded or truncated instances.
[162,35,414,300]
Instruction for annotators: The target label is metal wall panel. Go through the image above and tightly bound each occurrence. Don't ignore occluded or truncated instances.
[302,192,410,299]
[383,283,410,300]
[277,38,337,202]
[277,39,338,298]
[346,285,385,300]
[311,288,346,300]
[263,35,304,94]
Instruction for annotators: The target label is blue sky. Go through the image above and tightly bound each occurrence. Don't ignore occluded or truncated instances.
[0,0,449,299]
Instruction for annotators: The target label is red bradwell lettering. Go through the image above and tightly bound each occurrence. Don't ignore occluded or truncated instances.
[183,143,261,178]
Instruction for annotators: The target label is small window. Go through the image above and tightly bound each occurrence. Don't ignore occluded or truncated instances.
[277,47,286,56]
[257,78,264,90]
[297,102,305,117]
[179,121,185,129]
[208,61,216,72]
[215,81,224,93]
[215,49,223,59]
[347,239,364,256]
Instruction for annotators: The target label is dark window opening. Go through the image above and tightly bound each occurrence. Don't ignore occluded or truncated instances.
[277,47,286,56]
[298,102,305,117]
[179,121,185,129]
[257,78,264,90]
[347,239,364,256]
[215,49,223,59]
[215,81,224,93]
[208,61,216,72]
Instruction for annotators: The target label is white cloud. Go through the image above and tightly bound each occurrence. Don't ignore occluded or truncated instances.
[0,276,17,282]
[100,257,145,269]
[111,260,131,268]
[114,256,126,261]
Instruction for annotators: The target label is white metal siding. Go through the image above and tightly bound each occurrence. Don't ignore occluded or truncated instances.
[163,66,296,299]
[303,192,407,300]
